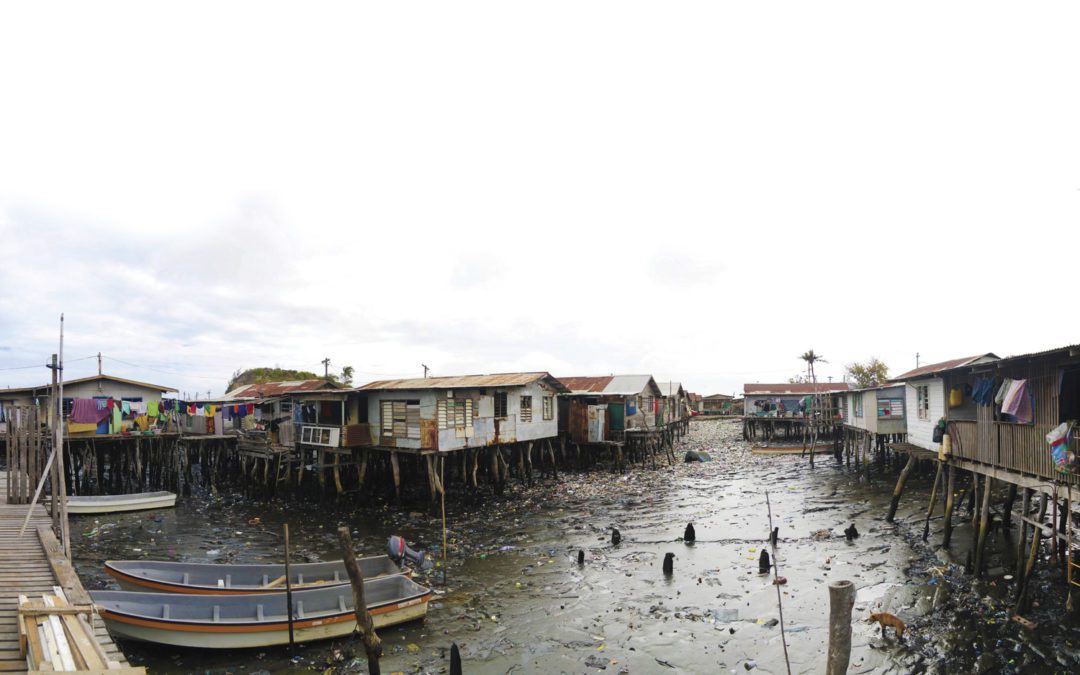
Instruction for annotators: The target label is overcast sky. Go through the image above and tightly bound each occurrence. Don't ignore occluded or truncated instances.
[2,2,1079,398]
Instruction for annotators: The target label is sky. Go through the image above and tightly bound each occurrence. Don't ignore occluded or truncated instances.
[2,1,1079,399]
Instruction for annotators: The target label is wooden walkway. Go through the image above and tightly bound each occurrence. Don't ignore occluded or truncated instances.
[0,472,131,673]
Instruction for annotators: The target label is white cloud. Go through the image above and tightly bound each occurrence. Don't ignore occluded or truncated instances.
[1,1,1079,397]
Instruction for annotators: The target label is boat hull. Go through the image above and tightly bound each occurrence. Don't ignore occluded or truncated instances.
[98,597,428,648]
[106,556,407,594]
[66,491,177,514]
[92,577,431,648]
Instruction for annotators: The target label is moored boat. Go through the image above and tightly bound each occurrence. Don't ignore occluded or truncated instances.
[91,575,432,648]
[105,555,407,594]
[65,491,177,514]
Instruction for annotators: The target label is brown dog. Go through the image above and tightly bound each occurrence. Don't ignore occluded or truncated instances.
[868,612,906,639]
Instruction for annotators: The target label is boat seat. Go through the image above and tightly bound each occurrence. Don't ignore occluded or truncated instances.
[297,574,304,585]
[213,606,220,622]
[262,574,269,586]
[296,601,304,618]
[226,574,232,588]
[182,573,190,585]
[162,605,170,619]
[333,571,340,582]
[256,605,264,621]
[338,596,346,612]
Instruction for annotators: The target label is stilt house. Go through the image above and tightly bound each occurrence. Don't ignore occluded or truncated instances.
[890,354,998,452]
[355,373,568,452]
[557,375,664,444]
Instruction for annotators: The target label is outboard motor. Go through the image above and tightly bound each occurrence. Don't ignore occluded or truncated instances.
[388,535,431,569]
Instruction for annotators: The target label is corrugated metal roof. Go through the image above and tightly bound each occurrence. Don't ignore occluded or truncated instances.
[704,393,734,400]
[743,383,851,395]
[223,379,340,399]
[657,381,684,397]
[890,354,998,381]
[606,375,662,397]
[1,374,178,395]
[359,372,569,392]
[557,376,614,393]
[557,374,661,396]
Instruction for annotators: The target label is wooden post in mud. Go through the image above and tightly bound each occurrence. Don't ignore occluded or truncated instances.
[826,580,855,675]
[922,460,943,542]
[1015,488,1031,581]
[337,526,382,675]
[390,451,401,502]
[974,476,993,577]
[1002,483,1017,530]
[942,464,958,547]
[886,453,917,523]
[1015,492,1049,612]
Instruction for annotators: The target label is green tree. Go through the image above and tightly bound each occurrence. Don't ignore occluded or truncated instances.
[845,358,889,388]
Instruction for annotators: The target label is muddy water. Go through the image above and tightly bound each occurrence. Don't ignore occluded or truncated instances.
[71,421,1079,674]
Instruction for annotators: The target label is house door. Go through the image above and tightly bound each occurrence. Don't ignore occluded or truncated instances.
[608,403,625,432]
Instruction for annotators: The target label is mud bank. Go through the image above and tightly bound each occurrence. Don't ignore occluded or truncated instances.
[71,420,1079,673]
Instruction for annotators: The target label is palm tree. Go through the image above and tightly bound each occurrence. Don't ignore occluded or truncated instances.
[799,350,828,464]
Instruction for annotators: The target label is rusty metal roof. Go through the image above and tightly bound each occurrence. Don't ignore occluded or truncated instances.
[359,372,569,392]
[559,375,661,397]
[743,383,850,395]
[891,354,998,381]
[223,379,341,399]
[556,376,614,393]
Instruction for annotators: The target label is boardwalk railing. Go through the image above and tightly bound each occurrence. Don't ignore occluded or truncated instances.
[949,419,1077,485]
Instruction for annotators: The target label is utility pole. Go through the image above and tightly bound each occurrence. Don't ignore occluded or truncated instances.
[322,357,331,379]
[97,352,102,376]
[422,364,430,379]
[916,352,920,368]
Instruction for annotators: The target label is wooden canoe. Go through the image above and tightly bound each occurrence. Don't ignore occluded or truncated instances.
[91,575,432,648]
[65,491,177,514]
[105,555,408,594]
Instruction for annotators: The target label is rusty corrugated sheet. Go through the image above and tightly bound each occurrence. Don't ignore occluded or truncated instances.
[224,380,341,399]
[891,354,998,381]
[557,376,614,393]
[359,372,568,392]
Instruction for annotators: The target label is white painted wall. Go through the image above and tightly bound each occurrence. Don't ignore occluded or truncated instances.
[63,381,169,404]
[905,379,945,450]
[366,380,560,451]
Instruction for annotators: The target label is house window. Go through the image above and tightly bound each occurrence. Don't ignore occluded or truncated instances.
[494,392,508,418]
[381,400,420,439]
[280,401,293,414]
[878,398,904,418]
[854,394,863,418]
[917,386,930,420]
[543,396,553,420]
[520,396,532,422]
[438,398,474,435]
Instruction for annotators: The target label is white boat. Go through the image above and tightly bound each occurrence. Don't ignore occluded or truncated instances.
[91,575,432,648]
[64,491,177,514]
[105,556,407,594]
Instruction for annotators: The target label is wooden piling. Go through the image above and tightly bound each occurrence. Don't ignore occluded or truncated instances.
[1015,492,1049,612]
[826,580,855,675]
[942,463,957,547]
[337,527,382,675]
[974,476,993,578]
[886,453,918,523]
[922,460,943,542]
[1015,488,1031,581]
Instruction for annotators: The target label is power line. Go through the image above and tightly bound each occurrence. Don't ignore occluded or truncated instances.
[0,355,96,371]
[101,355,224,381]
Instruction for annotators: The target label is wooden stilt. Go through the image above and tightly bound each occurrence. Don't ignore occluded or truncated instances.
[942,463,958,547]
[389,451,401,502]
[886,453,918,523]
[1002,483,1018,530]
[923,459,944,542]
[974,476,993,578]
[1015,492,1049,612]
[1015,488,1031,581]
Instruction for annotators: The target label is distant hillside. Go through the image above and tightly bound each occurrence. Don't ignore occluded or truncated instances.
[226,367,334,393]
